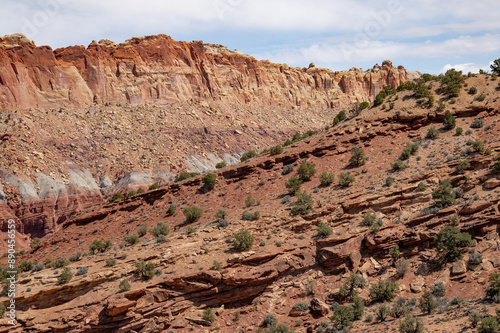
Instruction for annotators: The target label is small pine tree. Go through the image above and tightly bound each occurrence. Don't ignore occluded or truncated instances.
[443,110,456,129]
[418,290,437,314]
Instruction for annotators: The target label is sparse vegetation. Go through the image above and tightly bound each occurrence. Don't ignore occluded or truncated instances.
[241,211,260,221]
[183,206,203,223]
[363,212,377,227]
[124,233,140,245]
[350,147,367,167]
[340,273,366,299]
[338,172,355,187]
[105,258,117,267]
[119,279,131,292]
[148,183,159,191]
[203,173,217,190]
[455,160,470,174]
[57,267,73,284]
[316,222,333,238]
[109,192,124,202]
[399,315,425,333]
[135,260,156,280]
[30,238,41,248]
[297,161,316,181]
[175,172,201,182]
[431,282,446,298]
[443,110,456,129]
[391,160,407,171]
[291,191,314,215]
[471,118,484,128]
[245,195,256,207]
[150,221,170,237]
[440,69,465,97]
[270,145,283,156]
[319,171,335,186]
[426,127,439,139]
[369,280,398,303]
[434,226,472,261]
[240,150,258,162]
[285,176,302,194]
[203,308,215,323]
[233,229,254,251]
[216,161,227,169]
[432,179,456,208]
[418,290,436,314]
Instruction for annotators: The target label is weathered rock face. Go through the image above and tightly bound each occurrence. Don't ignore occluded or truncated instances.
[0,34,408,110]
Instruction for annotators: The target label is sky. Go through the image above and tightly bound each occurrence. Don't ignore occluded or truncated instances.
[1,0,499,74]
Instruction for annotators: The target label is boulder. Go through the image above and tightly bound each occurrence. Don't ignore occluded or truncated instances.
[310,298,329,317]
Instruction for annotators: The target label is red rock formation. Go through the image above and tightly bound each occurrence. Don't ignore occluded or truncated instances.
[0,34,409,110]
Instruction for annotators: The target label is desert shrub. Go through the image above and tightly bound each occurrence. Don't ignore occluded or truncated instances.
[416,182,428,191]
[240,150,258,162]
[150,221,170,237]
[54,257,70,268]
[400,142,419,160]
[69,253,82,262]
[351,296,365,320]
[320,172,335,186]
[136,188,145,195]
[263,314,278,327]
[282,164,294,175]
[218,219,229,228]
[285,176,302,194]
[109,192,124,202]
[456,127,463,135]
[392,297,409,318]
[216,161,227,169]
[233,229,254,251]
[443,110,456,129]
[340,273,366,299]
[292,302,309,311]
[399,315,425,333]
[476,93,486,102]
[0,303,5,318]
[135,260,155,280]
[395,258,409,277]
[215,209,227,219]
[105,258,117,267]
[316,222,333,238]
[148,183,159,191]
[291,191,314,215]
[183,206,203,223]
[391,160,407,171]
[477,316,499,333]
[434,226,472,261]
[440,69,464,97]
[32,263,44,272]
[375,304,390,322]
[203,173,216,190]
[30,237,41,248]
[369,280,398,303]
[468,249,482,265]
[432,179,456,208]
[471,139,484,152]
[203,308,215,323]
[386,177,394,186]
[119,279,130,292]
[76,266,88,276]
[363,212,377,227]
[245,195,256,207]
[57,267,73,284]
[471,118,484,128]
[297,161,316,181]
[175,172,200,182]
[338,172,355,187]
[270,145,283,156]
[241,211,260,221]
[124,233,140,245]
[469,311,481,328]
[350,147,367,167]
[137,224,148,237]
[419,290,437,314]
[455,160,470,173]
[359,101,370,110]
[431,282,446,298]
[389,245,400,261]
[126,190,137,198]
[486,273,500,298]
[331,305,355,330]
[426,127,439,139]
[468,86,477,94]
[18,260,33,272]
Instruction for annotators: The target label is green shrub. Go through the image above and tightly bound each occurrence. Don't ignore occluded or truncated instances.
[136,188,145,195]
[175,172,201,182]
[291,191,314,215]
[331,305,355,330]
[416,182,428,191]
[375,304,390,322]
[150,221,170,237]
[418,290,436,314]
[203,173,216,190]
[431,282,446,298]
[124,233,140,245]
[297,161,316,181]
[202,308,215,323]
[215,209,227,219]
[105,258,117,267]
[319,172,335,186]
[478,316,499,333]
[282,164,294,175]
[337,110,347,121]
[455,127,463,135]
[399,315,425,333]
[369,280,398,303]
[57,267,73,285]
[391,297,409,318]
[471,139,483,152]
[350,147,367,167]
[340,273,366,299]
[389,245,400,261]
[137,224,148,237]
[316,222,333,238]
[212,260,223,271]
[270,145,283,156]
[126,190,137,198]
[359,101,370,110]
[0,303,5,318]
[292,302,309,311]
[455,160,470,174]
[183,206,203,223]
[434,226,472,261]
[432,179,456,208]
[148,183,159,191]
[119,279,131,292]
[135,260,155,280]
[109,192,124,202]
[426,127,439,139]
[469,311,481,328]
[19,260,33,272]
[476,93,486,102]
[167,203,176,215]
[233,229,254,251]
[471,118,484,128]
[468,86,477,94]
[240,150,258,162]
[285,176,302,194]
[245,195,256,207]
[386,177,394,186]
[263,314,278,328]
[440,69,464,97]
[338,172,355,187]
[215,162,227,169]
[391,160,407,171]
[241,211,260,221]
[352,296,365,320]
[54,257,70,268]
[363,212,376,226]
[30,237,41,248]
[486,273,500,298]
[187,226,197,234]
[443,110,456,129]
[76,266,88,275]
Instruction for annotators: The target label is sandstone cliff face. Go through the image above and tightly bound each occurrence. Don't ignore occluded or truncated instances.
[0,34,408,110]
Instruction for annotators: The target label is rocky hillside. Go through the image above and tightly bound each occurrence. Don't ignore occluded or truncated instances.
[0,33,411,240]
[1,72,500,332]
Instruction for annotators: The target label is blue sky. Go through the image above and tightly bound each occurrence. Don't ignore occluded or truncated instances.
[2,0,499,74]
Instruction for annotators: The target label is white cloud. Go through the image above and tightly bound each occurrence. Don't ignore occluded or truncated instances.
[440,62,492,74]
